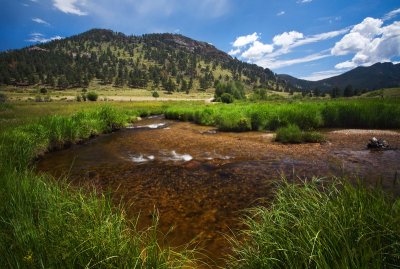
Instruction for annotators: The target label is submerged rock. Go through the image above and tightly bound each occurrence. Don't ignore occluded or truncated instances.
[367,137,389,149]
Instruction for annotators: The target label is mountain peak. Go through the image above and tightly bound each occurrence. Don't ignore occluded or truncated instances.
[279,61,400,91]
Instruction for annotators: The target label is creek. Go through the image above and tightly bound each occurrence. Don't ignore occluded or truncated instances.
[37,115,400,266]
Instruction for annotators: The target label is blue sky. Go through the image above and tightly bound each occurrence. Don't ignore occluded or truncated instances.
[1,0,399,80]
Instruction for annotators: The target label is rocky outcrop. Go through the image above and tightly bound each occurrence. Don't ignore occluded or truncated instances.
[367,137,389,149]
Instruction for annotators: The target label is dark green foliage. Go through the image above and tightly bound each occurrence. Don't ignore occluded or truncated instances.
[330,87,342,98]
[221,93,234,103]
[152,91,159,98]
[40,87,47,94]
[0,92,7,103]
[215,81,246,101]
[228,180,400,269]
[86,91,98,101]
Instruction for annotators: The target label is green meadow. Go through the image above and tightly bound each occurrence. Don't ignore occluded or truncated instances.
[1,98,400,268]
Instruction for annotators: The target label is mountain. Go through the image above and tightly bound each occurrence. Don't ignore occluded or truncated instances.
[0,29,286,92]
[279,62,400,92]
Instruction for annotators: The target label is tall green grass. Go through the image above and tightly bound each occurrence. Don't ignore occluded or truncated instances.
[0,105,194,268]
[227,179,400,269]
[165,99,400,132]
[275,124,325,144]
[0,169,193,268]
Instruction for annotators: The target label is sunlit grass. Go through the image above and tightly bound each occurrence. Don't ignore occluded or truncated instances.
[227,179,400,269]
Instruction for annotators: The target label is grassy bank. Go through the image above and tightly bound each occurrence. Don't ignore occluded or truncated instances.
[165,99,400,131]
[228,179,400,269]
[0,104,194,268]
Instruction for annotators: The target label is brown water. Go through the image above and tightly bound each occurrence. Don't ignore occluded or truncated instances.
[36,116,400,267]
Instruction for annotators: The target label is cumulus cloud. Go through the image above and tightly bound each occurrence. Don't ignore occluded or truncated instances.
[32,17,50,25]
[277,11,285,16]
[232,32,260,47]
[241,41,274,60]
[229,28,347,70]
[27,33,63,43]
[53,0,88,16]
[273,31,304,47]
[228,8,399,72]
[333,18,400,69]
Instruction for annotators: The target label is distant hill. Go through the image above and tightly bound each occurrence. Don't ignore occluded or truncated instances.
[0,29,287,92]
[279,62,400,91]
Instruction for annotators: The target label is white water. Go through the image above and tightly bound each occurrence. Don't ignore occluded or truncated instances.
[129,154,155,163]
[127,123,167,129]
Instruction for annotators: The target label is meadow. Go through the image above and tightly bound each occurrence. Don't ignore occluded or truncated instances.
[1,97,400,268]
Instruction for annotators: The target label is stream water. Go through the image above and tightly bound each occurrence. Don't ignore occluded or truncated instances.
[36,116,400,266]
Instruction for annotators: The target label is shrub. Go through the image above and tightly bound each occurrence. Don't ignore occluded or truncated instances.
[275,124,325,144]
[152,91,159,98]
[86,91,98,101]
[40,87,47,94]
[275,124,303,143]
[221,93,234,103]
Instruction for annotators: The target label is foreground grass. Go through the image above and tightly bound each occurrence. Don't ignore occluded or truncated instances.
[0,105,194,268]
[228,179,400,269]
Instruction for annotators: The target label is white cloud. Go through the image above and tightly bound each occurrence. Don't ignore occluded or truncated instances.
[383,8,400,21]
[255,51,331,70]
[232,32,260,47]
[228,48,241,56]
[27,33,63,43]
[229,10,399,72]
[333,18,400,69]
[351,17,383,37]
[301,69,346,81]
[273,31,303,47]
[241,41,274,60]
[32,17,50,25]
[291,28,349,48]
[53,0,88,16]
[331,32,370,56]
[334,61,356,69]
[229,28,347,70]
[277,11,285,16]
[297,0,312,3]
